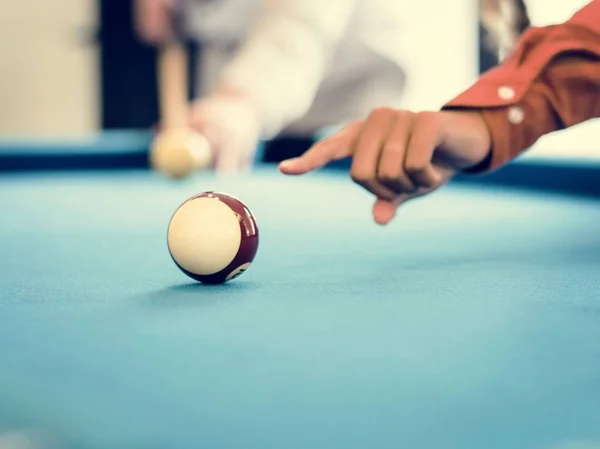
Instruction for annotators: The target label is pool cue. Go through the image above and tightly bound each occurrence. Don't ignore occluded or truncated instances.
[158,40,188,130]
[149,40,212,178]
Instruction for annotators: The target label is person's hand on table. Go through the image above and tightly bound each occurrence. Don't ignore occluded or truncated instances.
[190,89,262,174]
[278,108,492,225]
[133,0,174,44]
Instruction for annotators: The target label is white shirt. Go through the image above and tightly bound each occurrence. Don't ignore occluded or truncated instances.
[181,0,407,138]
[181,0,478,138]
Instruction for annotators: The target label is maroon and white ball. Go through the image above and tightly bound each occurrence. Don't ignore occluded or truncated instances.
[167,192,259,284]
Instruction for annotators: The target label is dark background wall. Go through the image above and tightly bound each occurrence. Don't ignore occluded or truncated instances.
[98,0,158,129]
[97,0,198,129]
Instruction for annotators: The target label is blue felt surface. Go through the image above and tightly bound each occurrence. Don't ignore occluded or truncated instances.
[0,130,153,154]
[1,169,600,449]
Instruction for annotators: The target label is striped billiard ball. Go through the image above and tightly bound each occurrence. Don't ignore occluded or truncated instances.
[167,192,259,284]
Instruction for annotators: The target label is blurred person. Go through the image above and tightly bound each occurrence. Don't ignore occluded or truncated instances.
[135,0,528,173]
[135,0,406,172]
[279,0,599,225]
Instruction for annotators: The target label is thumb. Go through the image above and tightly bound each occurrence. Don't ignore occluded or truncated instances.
[372,196,408,225]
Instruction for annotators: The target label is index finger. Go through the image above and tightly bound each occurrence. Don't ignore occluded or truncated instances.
[278,120,364,175]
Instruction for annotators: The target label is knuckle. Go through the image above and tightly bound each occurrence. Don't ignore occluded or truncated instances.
[377,169,400,185]
[350,168,370,185]
[369,106,395,120]
[378,171,413,193]
[394,109,412,120]
[422,179,438,189]
[404,161,427,176]
[378,177,397,189]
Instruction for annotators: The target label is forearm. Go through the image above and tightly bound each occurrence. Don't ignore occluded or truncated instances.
[216,0,358,139]
[443,0,600,172]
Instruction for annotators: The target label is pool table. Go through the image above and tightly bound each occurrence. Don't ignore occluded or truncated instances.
[1,136,600,449]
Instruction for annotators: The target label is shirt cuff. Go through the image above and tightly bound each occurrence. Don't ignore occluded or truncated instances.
[442,23,600,173]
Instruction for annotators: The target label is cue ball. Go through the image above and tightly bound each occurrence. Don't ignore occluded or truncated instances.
[167,192,259,284]
[150,129,212,178]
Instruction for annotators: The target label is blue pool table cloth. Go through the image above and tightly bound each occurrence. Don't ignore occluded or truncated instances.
[0,168,600,449]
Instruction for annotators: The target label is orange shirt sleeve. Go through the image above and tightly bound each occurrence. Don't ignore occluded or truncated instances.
[443,0,600,172]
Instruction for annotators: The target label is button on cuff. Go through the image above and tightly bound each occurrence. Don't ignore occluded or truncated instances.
[507,106,524,124]
[498,86,516,101]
